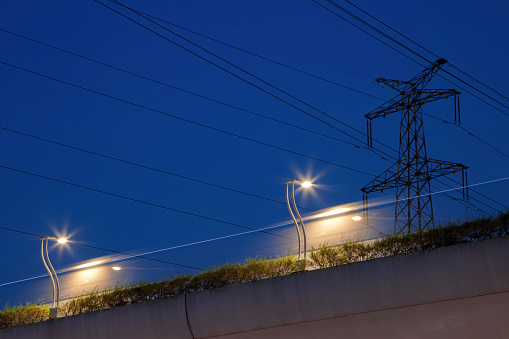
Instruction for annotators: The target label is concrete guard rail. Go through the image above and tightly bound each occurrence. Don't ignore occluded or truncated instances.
[2,236,509,339]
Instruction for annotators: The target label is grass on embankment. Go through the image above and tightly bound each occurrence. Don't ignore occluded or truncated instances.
[1,210,508,329]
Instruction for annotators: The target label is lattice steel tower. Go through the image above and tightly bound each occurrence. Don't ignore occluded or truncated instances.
[361,59,468,235]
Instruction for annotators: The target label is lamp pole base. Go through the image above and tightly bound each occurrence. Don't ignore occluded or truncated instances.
[48,307,58,319]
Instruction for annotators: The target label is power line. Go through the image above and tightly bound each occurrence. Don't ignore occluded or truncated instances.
[101,5,383,100]
[167,0,373,82]
[96,0,398,160]
[433,191,489,217]
[309,0,427,69]
[442,176,509,210]
[0,125,315,211]
[435,178,502,213]
[365,176,509,215]
[0,164,294,240]
[313,0,509,117]
[0,226,43,238]
[4,4,398,167]
[0,60,374,176]
[448,65,509,103]
[0,28,384,158]
[69,241,202,270]
[339,0,509,104]
[0,225,202,270]
[423,113,509,161]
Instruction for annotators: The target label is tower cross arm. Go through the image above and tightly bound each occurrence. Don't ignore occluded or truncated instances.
[374,58,447,94]
[365,96,405,120]
[424,158,468,179]
[361,159,467,195]
[361,163,400,194]
[408,58,447,91]
[375,78,409,93]
[417,89,460,105]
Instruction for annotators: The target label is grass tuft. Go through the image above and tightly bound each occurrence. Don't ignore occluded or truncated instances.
[0,301,48,329]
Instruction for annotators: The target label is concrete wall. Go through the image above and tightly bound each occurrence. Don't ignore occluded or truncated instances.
[3,237,509,339]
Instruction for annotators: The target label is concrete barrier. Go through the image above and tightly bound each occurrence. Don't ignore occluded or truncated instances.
[0,293,193,339]
[3,236,509,339]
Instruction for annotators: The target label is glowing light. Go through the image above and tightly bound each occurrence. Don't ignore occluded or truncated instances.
[315,208,350,218]
[76,261,102,269]
[352,216,362,221]
[112,267,122,271]
[301,181,312,188]
[57,238,68,244]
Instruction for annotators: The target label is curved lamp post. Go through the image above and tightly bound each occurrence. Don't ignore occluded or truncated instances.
[285,180,312,260]
[41,236,67,319]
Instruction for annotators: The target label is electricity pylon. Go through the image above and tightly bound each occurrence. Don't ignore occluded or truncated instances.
[361,59,468,235]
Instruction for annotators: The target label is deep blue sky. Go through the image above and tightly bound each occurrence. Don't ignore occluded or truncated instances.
[1,0,508,305]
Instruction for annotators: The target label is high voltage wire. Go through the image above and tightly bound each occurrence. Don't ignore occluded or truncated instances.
[312,0,509,118]
[309,0,424,71]
[0,28,384,158]
[0,120,402,230]
[100,4,383,101]
[0,164,294,240]
[0,225,202,271]
[95,0,398,160]
[0,60,373,176]
[434,178,504,212]
[166,0,372,82]
[339,0,509,104]
[0,61,496,214]
[0,125,315,211]
[1,50,496,218]
[442,176,509,210]
[320,0,509,113]
[2,29,501,213]
[423,113,509,161]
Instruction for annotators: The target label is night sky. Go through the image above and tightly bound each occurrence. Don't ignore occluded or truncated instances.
[1,0,508,306]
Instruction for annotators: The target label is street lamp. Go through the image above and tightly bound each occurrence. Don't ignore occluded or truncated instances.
[285,180,312,261]
[40,236,67,319]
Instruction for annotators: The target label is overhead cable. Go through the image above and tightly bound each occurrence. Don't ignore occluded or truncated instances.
[313,0,509,117]
[98,5,382,100]
[95,0,398,159]
[0,125,316,211]
[165,0,373,81]
[340,0,509,104]
[0,164,294,240]
[0,225,202,270]
[423,113,509,161]
[0,60,374,176]
[0,28,383,157]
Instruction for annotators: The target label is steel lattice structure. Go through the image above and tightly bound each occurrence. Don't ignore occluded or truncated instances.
[361,59,468,235]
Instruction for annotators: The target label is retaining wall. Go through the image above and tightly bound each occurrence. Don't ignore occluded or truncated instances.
[3,236,509,339]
